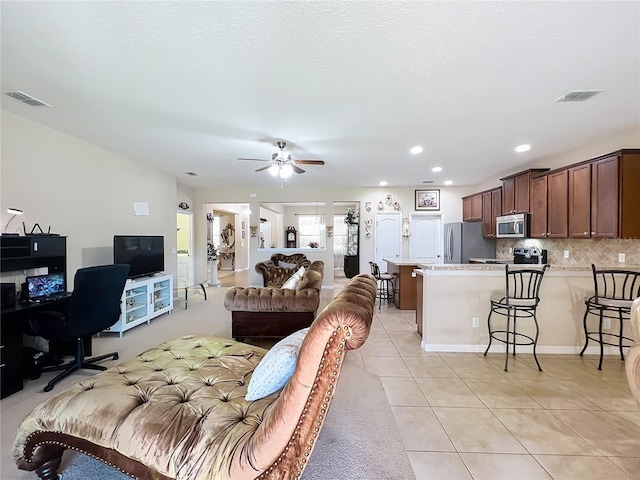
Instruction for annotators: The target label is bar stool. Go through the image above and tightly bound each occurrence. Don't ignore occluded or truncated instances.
[484,264,548,372]
[580,264,640,370]
[369,261,395,309]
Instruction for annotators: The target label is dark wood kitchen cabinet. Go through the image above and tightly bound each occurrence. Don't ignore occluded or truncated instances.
[529,175,547,238]
[482,187,502,238]
[501,169,549,214]
[462,193,483,222]
[590,151,640,238]
[530,170,568,238]
[568,163,592,238]
[547,170,569,238]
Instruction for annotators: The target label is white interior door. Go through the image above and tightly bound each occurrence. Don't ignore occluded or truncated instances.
[409,213,443,263]
[375,212,401,272]
[176,211,194,288]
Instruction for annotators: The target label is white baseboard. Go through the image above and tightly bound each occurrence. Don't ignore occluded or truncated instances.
[421,341,628,356]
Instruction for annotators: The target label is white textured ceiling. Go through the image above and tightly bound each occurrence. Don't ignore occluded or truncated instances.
[2,1,639,189]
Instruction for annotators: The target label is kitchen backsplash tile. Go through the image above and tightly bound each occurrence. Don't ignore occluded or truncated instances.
[496,238,639,266]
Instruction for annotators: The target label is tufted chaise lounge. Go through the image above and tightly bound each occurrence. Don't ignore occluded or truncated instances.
[13,273,377,480]
[627,297,640,405]
[225,261,324,341]
[255,253,311,288]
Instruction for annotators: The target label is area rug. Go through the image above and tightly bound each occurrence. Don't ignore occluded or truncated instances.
[37,359,415,479]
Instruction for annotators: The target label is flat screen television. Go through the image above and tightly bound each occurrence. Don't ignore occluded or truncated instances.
[113,235,164,278]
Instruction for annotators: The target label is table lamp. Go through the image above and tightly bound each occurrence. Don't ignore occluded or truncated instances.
[3,208,24,235]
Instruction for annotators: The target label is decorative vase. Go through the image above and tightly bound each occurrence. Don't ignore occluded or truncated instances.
[209,259,220,286]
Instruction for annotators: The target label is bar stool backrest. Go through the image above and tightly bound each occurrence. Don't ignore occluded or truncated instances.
[591,264,640,303]
[369,261,382,280]
[504,264,548,305]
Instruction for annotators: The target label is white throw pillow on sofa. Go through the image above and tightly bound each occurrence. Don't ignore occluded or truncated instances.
[281,273,301,290]
[245,328,310,401]
[281,267,306,290]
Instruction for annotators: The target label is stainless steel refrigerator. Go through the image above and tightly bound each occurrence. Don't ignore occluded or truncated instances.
[443,222,496,263]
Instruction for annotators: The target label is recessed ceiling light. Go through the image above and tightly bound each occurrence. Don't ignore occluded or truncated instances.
[444,180,453,186]
[379,181,388,186]
[184,171,199,176]
[515,144,531,153]
[410,146,423,155]
[422,180,434,184]
[432,166,442,173]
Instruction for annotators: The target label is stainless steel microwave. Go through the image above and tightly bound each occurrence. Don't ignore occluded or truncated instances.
[496,213,529,238]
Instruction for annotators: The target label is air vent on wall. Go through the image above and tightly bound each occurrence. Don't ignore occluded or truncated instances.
[184,171,199,176]
[5,91,51,107]
[555,90,603,102]
[422,180,434,184]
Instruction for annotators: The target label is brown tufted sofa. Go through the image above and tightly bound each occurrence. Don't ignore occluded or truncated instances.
[13,273,377,480]
[255,253,311,287]
[225,261,324,341]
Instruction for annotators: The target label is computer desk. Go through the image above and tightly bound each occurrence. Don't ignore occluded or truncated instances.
[0,235,74,398]
[1,294,94,398]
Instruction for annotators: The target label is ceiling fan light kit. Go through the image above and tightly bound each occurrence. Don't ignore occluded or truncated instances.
[237,141,325,183]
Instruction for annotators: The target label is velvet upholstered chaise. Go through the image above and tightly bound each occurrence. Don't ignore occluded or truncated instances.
[13,273,377,480]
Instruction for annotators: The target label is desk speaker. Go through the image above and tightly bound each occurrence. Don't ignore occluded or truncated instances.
[1,283,17,308]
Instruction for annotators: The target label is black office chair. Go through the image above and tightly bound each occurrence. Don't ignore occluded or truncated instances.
[580,264,640,370]
[484,264,548,372]
[369,261,395,309]
[27,264,130,392]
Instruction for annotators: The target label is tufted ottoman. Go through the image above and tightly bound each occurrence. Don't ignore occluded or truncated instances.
[13,274,377,480]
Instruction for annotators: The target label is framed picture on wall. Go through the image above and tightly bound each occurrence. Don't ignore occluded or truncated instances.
[415,189,440,210]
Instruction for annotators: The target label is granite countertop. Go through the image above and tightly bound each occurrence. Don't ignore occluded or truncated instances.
[383,258,424,266]
[419,263,640,272]
[468,258,512,264]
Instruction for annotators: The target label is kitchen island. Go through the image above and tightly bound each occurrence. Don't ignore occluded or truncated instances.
[383,258,423,310]
[416,263,638,355]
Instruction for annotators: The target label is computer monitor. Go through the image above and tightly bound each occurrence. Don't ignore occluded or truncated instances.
[26,273,66,301]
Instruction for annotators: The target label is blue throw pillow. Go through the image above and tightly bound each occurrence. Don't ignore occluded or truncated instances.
[245,328,310,401]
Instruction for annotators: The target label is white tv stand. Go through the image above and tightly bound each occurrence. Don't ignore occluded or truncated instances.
[103,273,173,337]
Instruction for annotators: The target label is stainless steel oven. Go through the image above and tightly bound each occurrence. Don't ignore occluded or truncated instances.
[496,213,529,238]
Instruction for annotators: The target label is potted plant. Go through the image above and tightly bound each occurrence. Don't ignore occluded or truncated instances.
[344,207,359,225]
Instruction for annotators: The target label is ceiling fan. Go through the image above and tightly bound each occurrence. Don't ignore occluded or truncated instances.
[237,141,325,179]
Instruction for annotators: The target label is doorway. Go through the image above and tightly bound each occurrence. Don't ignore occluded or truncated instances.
[409,213,443,263]
[374,212,401,271]
[176,211,194,288]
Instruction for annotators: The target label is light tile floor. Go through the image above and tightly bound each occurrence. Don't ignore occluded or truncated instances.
[355,303,640,480]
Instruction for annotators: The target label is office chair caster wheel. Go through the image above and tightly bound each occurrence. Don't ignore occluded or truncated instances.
[44,384,54,392]
[112,353,119,360]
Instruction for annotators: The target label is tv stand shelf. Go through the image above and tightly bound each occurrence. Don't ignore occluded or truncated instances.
[103,273,173,337]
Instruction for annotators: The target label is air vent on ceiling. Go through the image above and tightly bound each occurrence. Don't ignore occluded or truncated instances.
[184,171,199,176]
[5,90,51,107]
[422,180,434,184]
[555,90,603,102]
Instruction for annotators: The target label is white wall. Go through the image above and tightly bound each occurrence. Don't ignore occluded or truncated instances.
[1,110,179,287]
[473,126,640,193]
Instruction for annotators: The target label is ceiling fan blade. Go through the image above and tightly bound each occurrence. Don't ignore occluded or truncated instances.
[295,159,325,165]
[237,157,270,162]
[292,164,305,174]
[255,165,273,172]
